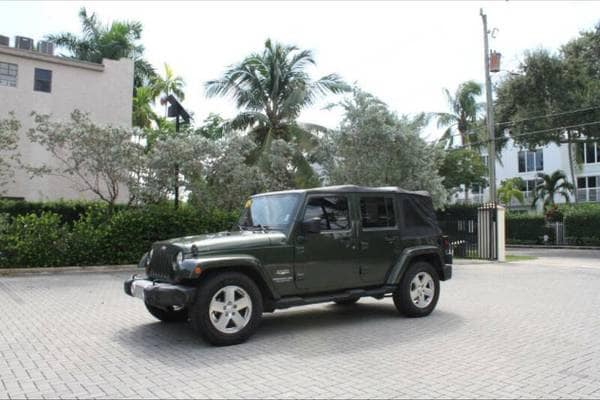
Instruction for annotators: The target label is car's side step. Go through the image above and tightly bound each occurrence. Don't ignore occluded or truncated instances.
[274,285,396,309]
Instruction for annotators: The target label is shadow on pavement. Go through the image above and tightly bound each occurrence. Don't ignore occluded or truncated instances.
[113,301,464,366]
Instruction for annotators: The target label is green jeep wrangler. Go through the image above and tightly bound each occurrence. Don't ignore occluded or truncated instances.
[124,185,452,346]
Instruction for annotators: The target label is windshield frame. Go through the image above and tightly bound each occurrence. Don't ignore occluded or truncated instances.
[237,192,303,234]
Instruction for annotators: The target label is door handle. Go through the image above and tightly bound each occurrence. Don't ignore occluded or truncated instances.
[384,235,397,243]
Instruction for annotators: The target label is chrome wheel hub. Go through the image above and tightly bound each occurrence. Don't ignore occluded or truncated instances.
[209,285,252,334]
[410,272,435,308]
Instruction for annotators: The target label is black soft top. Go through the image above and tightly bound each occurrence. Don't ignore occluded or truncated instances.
[255,185,432,198]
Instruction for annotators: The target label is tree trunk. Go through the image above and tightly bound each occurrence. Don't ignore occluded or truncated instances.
[567,132,578,203]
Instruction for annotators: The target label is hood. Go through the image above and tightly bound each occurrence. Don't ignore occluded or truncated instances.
[158,230,287,255]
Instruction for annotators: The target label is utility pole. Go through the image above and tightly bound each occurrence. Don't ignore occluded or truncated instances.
[481,8,497,203]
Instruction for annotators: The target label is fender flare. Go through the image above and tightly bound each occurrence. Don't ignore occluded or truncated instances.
[180,254,280,299]
[385,245,444,285]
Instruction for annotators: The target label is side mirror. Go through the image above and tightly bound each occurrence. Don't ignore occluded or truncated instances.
[301,217,322,234]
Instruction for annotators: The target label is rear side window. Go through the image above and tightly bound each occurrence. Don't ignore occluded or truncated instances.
[360,197,396,228]
[402,198,430,229]
[303,196,350,231]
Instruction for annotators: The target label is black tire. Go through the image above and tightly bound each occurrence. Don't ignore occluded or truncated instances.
[393,261,440,317]
[144,302,189,322]
[189,272,263,346]
[334,298,359,306]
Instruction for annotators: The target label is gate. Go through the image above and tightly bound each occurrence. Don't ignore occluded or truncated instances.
[437,203,498,260]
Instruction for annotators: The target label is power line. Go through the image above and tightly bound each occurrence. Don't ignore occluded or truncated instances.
[439,105,600,140]
[496,105,600,127]
[446,120,600,151]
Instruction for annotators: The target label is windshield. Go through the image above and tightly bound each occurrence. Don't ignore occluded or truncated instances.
[238,194,301,230]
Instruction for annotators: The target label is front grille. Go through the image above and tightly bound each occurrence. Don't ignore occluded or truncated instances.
[147,244,175,280]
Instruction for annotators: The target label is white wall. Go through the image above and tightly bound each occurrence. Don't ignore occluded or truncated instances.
[0,47,133,202]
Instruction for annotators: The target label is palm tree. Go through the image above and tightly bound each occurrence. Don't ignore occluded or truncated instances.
[498,178,524,206]
[436,81,483,148]
[532,170,574,209]
[47,7,156,88]
[132,86,158,129]
[152,63,186,117]
[205,39,349,185]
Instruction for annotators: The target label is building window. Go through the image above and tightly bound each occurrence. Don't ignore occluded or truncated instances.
[578,142,600,164]
[34,68,52,92]
[578,176,598,189]
[0,62,18,87]
[518,149,543,173]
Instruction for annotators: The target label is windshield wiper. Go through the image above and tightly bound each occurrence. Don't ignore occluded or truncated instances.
[239,224,270,232]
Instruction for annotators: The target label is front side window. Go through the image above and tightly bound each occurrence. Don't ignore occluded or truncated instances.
[34,68,52,92]
[303,196,350,231]
[0,62,17,87]
[360,197,396,228]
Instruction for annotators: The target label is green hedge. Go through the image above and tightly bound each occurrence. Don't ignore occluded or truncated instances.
[560,203,600,246]
[506,213,549,244]
[0,204,238,268]
[0,199,128,224]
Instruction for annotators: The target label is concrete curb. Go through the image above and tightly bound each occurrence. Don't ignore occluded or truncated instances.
[508,244,600,251]
[0,265,138,277]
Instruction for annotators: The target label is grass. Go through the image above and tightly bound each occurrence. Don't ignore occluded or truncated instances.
[505,254,537,262]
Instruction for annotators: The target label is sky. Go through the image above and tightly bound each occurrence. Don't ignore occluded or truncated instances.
[2,1,599,140]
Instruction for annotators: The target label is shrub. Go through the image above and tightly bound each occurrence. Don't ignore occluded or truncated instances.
[0,199,128,224]
[0,212,68,267]
[560,203,600,246]
[506,212,548,244]
[0,203,239,268]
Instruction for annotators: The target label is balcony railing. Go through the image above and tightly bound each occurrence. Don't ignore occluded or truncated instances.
[577,188,599,203]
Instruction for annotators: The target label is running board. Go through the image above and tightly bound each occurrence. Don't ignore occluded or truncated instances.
[274,285,396,309]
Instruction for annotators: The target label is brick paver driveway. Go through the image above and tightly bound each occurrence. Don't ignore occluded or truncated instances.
[1,252,600,399]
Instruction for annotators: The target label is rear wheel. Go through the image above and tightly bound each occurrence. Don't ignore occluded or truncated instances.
[190,272,263,346]
[144,302,188,322]
[393,261,440,317]
[334,298,359,306]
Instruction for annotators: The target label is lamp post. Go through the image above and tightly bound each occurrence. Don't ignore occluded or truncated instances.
[165,95,191,209]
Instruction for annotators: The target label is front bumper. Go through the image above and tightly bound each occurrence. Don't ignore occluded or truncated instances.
[124,275,196,309]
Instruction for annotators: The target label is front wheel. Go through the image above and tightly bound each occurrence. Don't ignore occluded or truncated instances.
[144,302,188,322]
[190,272,263,346]
[393,261,440,317]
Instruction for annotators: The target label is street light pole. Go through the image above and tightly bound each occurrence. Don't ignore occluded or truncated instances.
[481,8,497,203]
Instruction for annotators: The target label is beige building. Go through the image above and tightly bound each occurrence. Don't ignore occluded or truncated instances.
[0,40,133,202]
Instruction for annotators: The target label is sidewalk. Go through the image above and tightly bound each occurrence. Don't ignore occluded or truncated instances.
[0,264,138,276]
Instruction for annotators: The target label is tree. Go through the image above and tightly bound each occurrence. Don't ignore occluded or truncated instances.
[132,86,158,129]
[26,110,144,209]
[495,28,600,199]
[47,7,156,88]
[324,88,447,207]
[205,38,349,188]
[532,170,574,209]
[0,113,21,191]
[195,113,225,140]
[436,81,483,148]
[438,148,487,199]
[152,63,186,116]
[131,131,207,204]
[497,177,525,206]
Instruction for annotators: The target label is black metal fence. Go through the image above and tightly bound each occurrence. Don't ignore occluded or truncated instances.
[437,203,498,260]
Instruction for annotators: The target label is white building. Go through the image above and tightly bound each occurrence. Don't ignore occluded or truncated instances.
[452,137,600,209]
[0,36,133,202]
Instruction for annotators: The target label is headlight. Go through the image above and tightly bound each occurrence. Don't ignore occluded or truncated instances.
[173,251,183,270]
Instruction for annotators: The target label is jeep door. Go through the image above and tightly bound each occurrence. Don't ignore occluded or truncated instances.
[293,195,360,292]
[356,195,402,284]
